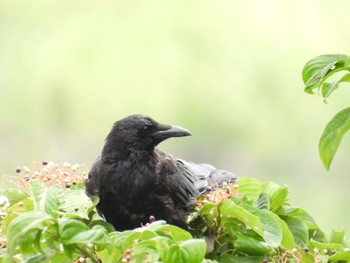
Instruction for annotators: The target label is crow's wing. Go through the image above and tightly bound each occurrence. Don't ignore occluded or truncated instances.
[177,159,237,194]
[156,149,236,208]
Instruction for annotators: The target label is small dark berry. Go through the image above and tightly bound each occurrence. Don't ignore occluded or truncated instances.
[42,160,48,165]
[65,184,71,188]
[24,175,30,181]
[304,247,309,252]
[149,215,156,223]
[72,181,77,185]
[331,250,336,255]
[16,167,21,173]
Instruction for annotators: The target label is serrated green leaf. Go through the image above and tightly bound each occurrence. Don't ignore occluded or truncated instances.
[220,200,264,237]
[319,107,350,170]
[7,211,55,255]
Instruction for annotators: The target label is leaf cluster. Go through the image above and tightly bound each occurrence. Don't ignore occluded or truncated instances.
[0,163,349,262]
[302,54,350,170]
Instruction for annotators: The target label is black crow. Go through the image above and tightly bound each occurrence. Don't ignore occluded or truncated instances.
[85,114,236,230]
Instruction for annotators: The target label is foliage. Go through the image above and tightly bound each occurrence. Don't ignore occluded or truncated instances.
[0,162,349,262]
[302,54,350,170]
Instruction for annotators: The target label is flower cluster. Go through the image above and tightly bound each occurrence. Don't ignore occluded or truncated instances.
[195,182,240,206]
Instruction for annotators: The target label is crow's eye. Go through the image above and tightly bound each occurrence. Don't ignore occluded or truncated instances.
[142,124,153,131]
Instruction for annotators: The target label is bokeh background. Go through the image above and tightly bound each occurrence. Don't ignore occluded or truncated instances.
[1,0,350,234]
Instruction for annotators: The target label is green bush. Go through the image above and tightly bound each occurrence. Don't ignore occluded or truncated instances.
[0,162,349,262]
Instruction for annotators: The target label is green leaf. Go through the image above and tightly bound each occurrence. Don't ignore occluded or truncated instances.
[329,250,350,261]
[220,200,264,237]
[132,239,160,263]
[282,216,309,246]
[161,243,181,263]
[254,193,270,210]
[179,239,206,263]
[58,189,93,219]
[276,216,295,250]
[28,182,62,217]
[233,232,269,255]
[243,205,282,247]
[23,254,48,263]
[0,189,27,206]
[66,229,111,244]
[319,107,350,170]
[7,211,55,255]
[58,218,89,244]
[321,73,350,98]
[309,239,343,252]
[236,177,262,201]
[329,229,346,244]
[96,246,122,263]
[160,239,206,263]
[121,231,142,251]
[279,206,318,230]
[155,225,192,241]
[209,254,266,263]
[262,182,289,210]
[302,54,349,93]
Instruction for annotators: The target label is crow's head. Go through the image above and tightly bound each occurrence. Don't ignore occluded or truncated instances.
[103,114,191,153]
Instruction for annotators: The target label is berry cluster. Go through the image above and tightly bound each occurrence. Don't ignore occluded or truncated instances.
[4,161,88,189]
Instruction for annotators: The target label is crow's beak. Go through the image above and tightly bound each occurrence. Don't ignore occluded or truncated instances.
[152,124,191,143]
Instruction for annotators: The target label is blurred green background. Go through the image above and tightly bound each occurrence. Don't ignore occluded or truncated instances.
[1,0,350,234]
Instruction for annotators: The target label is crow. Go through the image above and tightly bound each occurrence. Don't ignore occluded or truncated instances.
[85,114,236,231]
